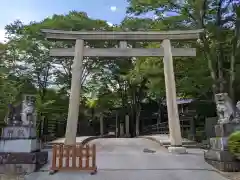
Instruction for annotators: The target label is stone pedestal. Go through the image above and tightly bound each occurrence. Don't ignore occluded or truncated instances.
[2,126,36,139]
[0,139,40,152]
[0,126,48,174]
[209,137,228,151]
[0,94,48,175]
[215,123,240,137]
[168,146,187,154]
[204,123,240,172]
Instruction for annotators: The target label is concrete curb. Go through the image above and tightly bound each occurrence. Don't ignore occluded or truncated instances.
[81,135,115,146]
[138,136,168,152]
[45,135,116,148]
[139,136,203,149]
[139,136,163,146]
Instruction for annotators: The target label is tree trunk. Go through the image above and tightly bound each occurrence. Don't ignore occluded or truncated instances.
[91,108,95,119]
[100,114,104,136]
[202,35,218,95]
[217,50,224,93]
[115,113,119,137]
[125,114,130,137]
[198,2,218,96]
[216,0,225,93]
[229,17,240,103]
[157,98,162,124]
[229,54,236,102]
[135,105,141,136]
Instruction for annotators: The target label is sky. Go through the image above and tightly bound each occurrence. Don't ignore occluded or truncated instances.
[0,0,135,43]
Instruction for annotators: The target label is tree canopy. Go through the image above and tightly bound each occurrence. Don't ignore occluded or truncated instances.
[1,0,240,136]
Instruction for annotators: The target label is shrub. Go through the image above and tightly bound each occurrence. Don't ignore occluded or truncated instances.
[228,131,240,159]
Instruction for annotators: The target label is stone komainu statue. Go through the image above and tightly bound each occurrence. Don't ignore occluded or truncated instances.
[215,93,240,124]
[4,95,36,126]
[4,103,22,125]
[21,99,35,125]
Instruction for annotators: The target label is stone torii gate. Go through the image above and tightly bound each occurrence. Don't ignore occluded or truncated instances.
[42,29,203,154]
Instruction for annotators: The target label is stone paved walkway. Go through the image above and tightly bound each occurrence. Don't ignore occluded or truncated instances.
[25,138,228,180]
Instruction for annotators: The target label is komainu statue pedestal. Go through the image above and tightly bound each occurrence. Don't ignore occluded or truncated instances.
[204,93,240,172]
[0,95,48,174]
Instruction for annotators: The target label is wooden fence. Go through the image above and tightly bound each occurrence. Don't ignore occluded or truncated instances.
[51,143,97,174]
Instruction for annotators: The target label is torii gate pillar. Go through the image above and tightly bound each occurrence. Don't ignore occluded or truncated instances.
[162,39,186,154]
[64,39,84,145]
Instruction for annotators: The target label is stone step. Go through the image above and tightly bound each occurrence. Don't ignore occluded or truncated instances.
[160,139,196,146]
[163,144,201,148]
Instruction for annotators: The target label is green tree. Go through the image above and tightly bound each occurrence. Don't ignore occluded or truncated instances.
[127,0,240,102]
[2,11,117,136]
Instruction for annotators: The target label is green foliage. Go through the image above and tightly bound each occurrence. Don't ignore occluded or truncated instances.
[35,93,55,115]
[1,0,240,135]
[228,131,240,158]
[127,0,240,99]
